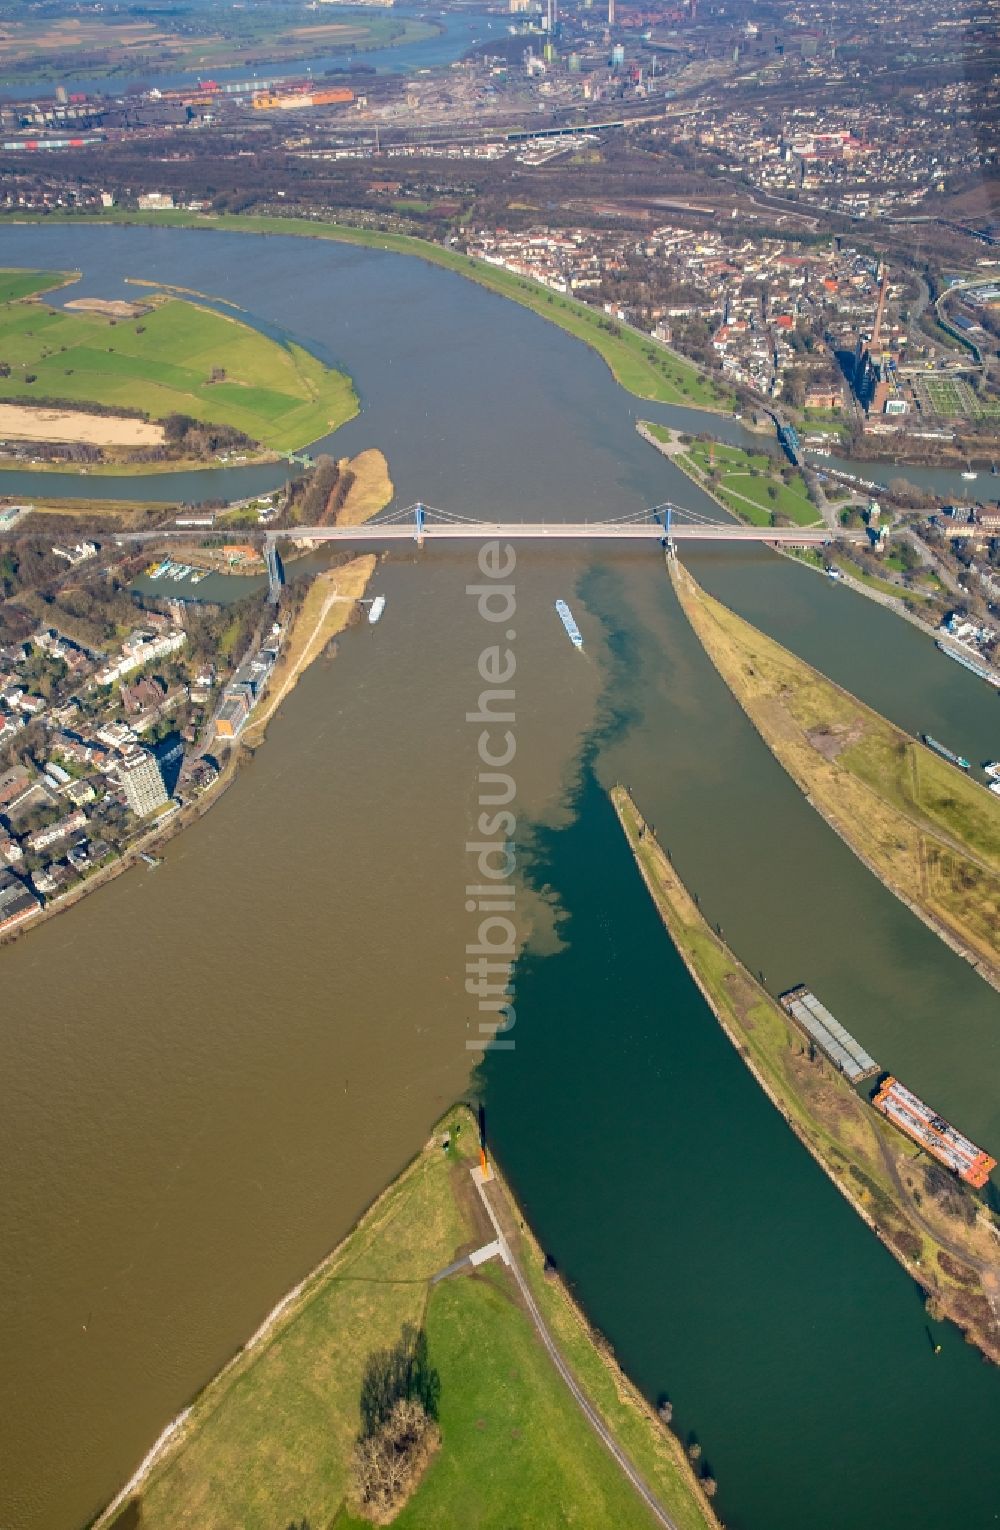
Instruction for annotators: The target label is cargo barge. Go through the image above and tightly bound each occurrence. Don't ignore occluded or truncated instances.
[873,1077,997,1187]
[555,599,583,650]
[779,986,879,1083]
[935,639,1000,689]
[922,734,970,771]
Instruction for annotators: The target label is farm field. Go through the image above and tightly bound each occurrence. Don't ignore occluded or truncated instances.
[0,274,357,454]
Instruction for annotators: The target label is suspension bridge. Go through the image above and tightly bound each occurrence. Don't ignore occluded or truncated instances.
[278,500,847,548]
[94,499,858,602]
[258,500,853,598]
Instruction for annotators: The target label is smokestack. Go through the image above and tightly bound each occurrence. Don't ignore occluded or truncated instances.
[608,0,615,24]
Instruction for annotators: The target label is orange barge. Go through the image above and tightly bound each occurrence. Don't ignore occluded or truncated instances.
[873,1077,997,1188]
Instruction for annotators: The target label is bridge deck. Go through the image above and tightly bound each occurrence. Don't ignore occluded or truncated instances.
[274,522,842,544]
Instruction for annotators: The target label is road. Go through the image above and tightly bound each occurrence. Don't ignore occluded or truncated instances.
[898,524,965,598]
[98,520,852,547]
[471,1164,685,1530]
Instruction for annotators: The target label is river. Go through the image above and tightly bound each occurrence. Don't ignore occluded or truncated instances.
[1,226,999,1530]
[0,7,498,102]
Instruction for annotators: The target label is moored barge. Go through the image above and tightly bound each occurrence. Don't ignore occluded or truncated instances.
[779,985,878,1083]
[873,1077,997,1188]
[922,734,970,771]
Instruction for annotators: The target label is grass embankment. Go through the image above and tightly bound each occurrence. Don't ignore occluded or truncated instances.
[610,784,1000,1361]
[4,497,161,526]
[788,546,936,605]
[114,1106,717,1530]
[0,275,357,456]
[0,267,72,303]
[644,423,820,527]
[670,560,1000,987]
[18,213,734,412]
[241,555,376,747]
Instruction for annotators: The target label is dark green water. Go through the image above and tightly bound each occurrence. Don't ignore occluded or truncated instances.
[1,227,999,1530]
[484,561,1000,1530]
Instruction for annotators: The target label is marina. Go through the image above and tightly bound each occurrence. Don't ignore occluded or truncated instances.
[778,986,879,1083]
[873,1078,997,1188]
[145,558,208,585]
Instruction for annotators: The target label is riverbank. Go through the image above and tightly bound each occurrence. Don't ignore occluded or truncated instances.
[99,1103,719,1530]
[669,559,1000,990]
[0,742,243,949]
[781,545,941,635]
[239,444,392,741]
[9,212,736,415]
[241,555,376,749]
[610,783,1000,1363]
[0,11,433,87]
[335,446,395,526]
[0,445,388,945]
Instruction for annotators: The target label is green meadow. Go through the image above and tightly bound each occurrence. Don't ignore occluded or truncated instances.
[0,268,70,303]
[0,274,357,452]
[126,1108,716,1530]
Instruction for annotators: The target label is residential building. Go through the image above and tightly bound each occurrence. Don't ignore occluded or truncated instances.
[119,748,169,817]
[28,808,88,854]
[0,873,41,931]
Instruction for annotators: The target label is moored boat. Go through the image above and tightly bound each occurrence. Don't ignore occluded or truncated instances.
[922,733,970,770]
[935,639,1000,688]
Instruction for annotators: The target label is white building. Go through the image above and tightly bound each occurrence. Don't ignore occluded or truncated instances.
[119,749,169,818]
[94,630,186,688]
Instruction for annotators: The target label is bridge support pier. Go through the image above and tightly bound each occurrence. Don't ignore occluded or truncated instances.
[264,538,284,604]
[414,501,426,549]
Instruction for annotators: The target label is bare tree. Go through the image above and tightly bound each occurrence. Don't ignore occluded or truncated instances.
[352,1398,439,1523]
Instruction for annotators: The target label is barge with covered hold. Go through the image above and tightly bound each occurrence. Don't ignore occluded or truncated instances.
[922,734,970,771]
[779,985,879,1083]
[873,1077,997,1188]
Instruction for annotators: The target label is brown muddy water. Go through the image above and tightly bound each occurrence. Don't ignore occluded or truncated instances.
[1,227,1000,1530]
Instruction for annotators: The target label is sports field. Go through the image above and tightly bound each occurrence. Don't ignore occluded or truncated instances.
[0,274,357,453]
